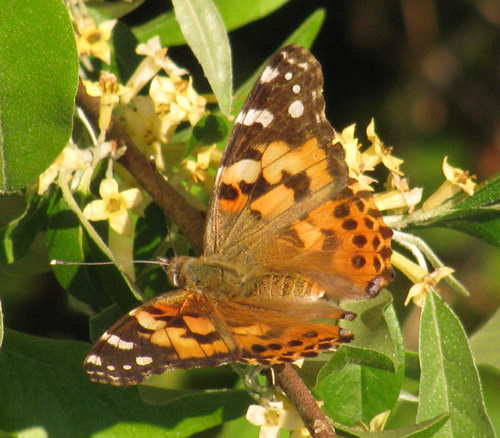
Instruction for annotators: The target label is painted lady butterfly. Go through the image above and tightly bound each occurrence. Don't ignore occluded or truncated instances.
[84,45,393,385]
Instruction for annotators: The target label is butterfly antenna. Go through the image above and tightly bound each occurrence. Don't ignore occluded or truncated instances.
[50,259,163,267]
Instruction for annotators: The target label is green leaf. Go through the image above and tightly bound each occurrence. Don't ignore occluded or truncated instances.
[133,0,291,46]
[0,301,3,350]
[47,196,111,309]
[89,304,123,343]
[187,113,230,155]
[333,413,448,438]
[315,290,405,426]
[470,306,500,374]
[172,0,232,114]
[417,291,495,437]
[0,0,78,192]
[86,0,145,18]
[0,329,250,437]
[232,9,326,116]
[47,196,141,312]
[479,370,500,436]
[0,191,58,264]
[408,174,500,246]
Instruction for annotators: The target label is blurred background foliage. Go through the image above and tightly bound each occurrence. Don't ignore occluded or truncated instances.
[1,0,499,356]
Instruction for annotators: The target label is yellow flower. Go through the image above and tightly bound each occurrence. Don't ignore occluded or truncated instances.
[76,18,116,64]
[422,157,476,211]
[121,36,188,104]
[391,252,454,307]
[362,119,404,175]
[176,144,220,192]
[83,73,130,130]
[83,178,143,236]
[246,399,304,438]
[150,75,207,127]
[375,173,423,213]
[38,142,90,195]
[123,96,169,170]
[336,124,377,191]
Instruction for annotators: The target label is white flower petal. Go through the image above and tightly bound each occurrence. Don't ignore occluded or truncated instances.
[83,200,109,221]
[109,209,132,236]
[120,188,143,209]
[99,178,119,199]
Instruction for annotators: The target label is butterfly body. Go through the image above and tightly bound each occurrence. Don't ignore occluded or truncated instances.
[84,45,393,386]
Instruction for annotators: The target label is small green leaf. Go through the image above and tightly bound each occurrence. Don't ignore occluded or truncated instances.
[47,196,111,309]
[0,191,58,264]
[0,0,78,192]
[316,290,405,426]
[187,114,230,155]
[409,174,500,246]
[333,413,448,438]
[470,307,500,374]
[86,0,145,18]
[417,291,495,437]
[0,329,250,437]
[89,304,123,343]
[133,0,291,46]
[172,0,232,114]
[48,196,142,312]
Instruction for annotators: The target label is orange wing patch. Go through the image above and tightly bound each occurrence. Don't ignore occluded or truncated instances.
[83,291,241,386]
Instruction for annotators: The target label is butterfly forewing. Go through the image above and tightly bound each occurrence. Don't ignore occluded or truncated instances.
[204,45,348,256]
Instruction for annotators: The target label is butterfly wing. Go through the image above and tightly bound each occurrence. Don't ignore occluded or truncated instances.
[204,44,392,300]
[216,296,355,365]
[83,290,240,385]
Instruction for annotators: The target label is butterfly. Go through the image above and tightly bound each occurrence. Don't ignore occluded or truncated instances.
[83,44,393,386]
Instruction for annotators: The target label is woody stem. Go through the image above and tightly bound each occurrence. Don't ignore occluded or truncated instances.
[273,364,337,438]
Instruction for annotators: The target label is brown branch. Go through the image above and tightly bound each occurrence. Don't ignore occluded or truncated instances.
[273,364,337,438]
[76,82,336,437]
[76,81,205,253]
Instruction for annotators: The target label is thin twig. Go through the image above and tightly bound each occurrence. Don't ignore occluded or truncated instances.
[76,82,336,437]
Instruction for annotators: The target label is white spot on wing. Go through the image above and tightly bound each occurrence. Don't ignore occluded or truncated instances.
[284,72,293,80]
[240,108,274,127]
[288,100,304,118]
[292,84,301,94]
[106,334,134,350]
[298,62,309,70]
[123,364,132,370]
[86,354,102,366]
[260,66,280,83]
[107,365,115,371]
[136,356,153,366]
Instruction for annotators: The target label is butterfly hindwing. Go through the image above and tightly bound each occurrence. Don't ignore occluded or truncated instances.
[84,290,240,385]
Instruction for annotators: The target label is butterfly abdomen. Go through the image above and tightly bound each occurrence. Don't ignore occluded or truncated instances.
[244,272,326,300]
